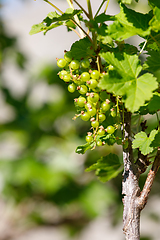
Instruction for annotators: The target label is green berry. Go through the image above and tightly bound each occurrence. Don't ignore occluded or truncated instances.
[81,72,90,81]
[106,125,115,134]
[68,83,76,93]
[81,112,90,121]
[101,101,110,112]
[70,60,80,70]
[91,70,100,80]
[57,58,67,68]
[99,113,106,122]
[86,135,93,143]
[78,85,88,95]
[87,107,97,117]
[81,59,90,68]
[63,74,71,82]
[64,51,72,62]
[77,96,86,107]
[98,129,105,136]
[97,140,102,146]
[88,93,99,103]
[111,109,116,117]
[91,120,99,128]
[87,79,98,89]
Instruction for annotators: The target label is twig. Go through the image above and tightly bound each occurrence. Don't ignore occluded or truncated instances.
[137,147,160,210]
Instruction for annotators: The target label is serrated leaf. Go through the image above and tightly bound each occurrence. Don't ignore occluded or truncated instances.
[76,142,95,154]
[43,9,81,26]
[70,37,93,59]
[85,153,123,182]
[151,132,160,147]
[139,92,160,115]
[149,7,160,31]
[132,130,158,155]
[95,13,115,23]
[107,4,151,41]
[143,50,160,72]
[99,52,158,112]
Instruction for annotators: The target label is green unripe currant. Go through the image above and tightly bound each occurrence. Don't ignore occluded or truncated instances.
[91,70,100,80]
[57,58,67,68]
[64,51,72,62]
[68,83,76,93]
[81,112,90,121]
[81,59,90,68]
[70,60,80,70]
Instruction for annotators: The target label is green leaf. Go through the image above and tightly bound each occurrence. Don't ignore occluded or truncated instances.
[143,50,160,72]
[85,153,123,182]
[99,52,158,112]
[149,7,160,31]
[132,130,158,155]
[43,9,81,26]
[95,13,115,23]
[140,32,160,51]
[70,37,94,59]
[139,92,160,115]
[29,23,46,35]
[76,142,95,154]
[151,132,160,147]
[148,0,160,9]
[107,4,151,41]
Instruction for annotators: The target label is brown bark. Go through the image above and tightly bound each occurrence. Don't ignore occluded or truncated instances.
[122,112,160,240]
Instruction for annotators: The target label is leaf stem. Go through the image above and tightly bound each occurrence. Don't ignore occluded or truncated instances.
[43,0,64,14]
[86,0,93,19]
[95,0,107,18]
[104,0,110,13]
[66,0,85,38]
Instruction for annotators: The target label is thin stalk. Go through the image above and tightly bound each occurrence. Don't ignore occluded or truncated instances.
[43,0,64,14]
[104,0,110,14]
[95,0,107,18]
[73,0,90,18]
[66,0,85,38]
[72,19,93,43]
[86,0,93,19]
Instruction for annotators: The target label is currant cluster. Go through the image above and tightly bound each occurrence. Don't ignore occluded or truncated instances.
[57,51,118,147]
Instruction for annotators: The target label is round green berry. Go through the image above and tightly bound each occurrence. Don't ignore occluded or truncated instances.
[101,101,110,112]
[57,58,67,68]
[99,113,106,122]
[77,96,86,107]
[81,59,90,69]
[91,70,100,80]
[64,51,72,62]
[98,129,105,136]
[63,74,71,82]
[106,125,115,134]
[81,72,90,82]
[87,107,97,117]
[78,85,88,95]
[81,112,90,121]
[86,135,93,143]
[97,140,102,146]
[88,93,99,103]
[87,79,98,89]
[91,120,99,128]
[70,60,80,70]
[68,83,76,93]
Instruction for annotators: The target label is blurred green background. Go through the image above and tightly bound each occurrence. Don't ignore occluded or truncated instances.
[0,0,160,240]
